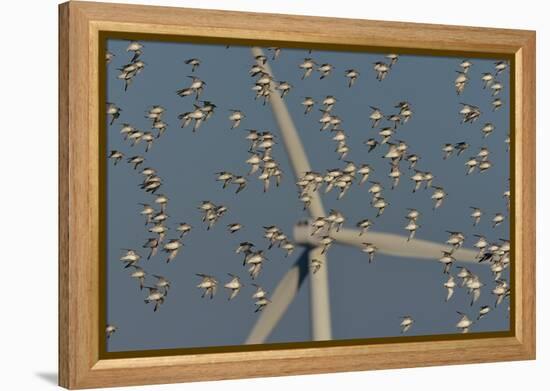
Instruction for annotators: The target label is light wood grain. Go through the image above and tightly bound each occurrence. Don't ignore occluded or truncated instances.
[514,36,536,353]
[59,2,101,388]
[59,1,536,389]
[58,3,70,387]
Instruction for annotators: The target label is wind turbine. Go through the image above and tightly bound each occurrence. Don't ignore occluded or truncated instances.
[245,47,479,345]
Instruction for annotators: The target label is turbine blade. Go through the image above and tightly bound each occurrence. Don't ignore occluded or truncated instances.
[250,47,332,341]
[245,249,309,344]
[293,224,478,262]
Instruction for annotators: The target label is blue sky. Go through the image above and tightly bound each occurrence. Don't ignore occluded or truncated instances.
[105,39,510,352]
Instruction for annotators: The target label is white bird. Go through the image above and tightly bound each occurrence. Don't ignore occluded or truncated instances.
[224,274,243,300]
[460,103,481,123]
[119,123,135,140]
[399,104,413,123]
[411,171,425,193]
[446,231,465,249]
[443,275,456,301]
[492,213,505,228]
[492,280,509,307]
[478,305,491,320]
[388,164,401,189]
[456,266,472,287]
[466,274,483,306]
[406,154,419,169]
[319,236,334,254]
[322,95,338,112]
[379,127,394,144]
[139,203,155,225]
[325,209,345,232]
[216,171,233,188]
[120,249,141,268]
[317,63,334,79]
[345,69,360,87]
[460,59,473,73]
[495,61,508,75]
[368,181,383,197]
[386,54,399,67]
[143,287,165,312]
[196,274,218,299]
[163,239,182,263]
[470,207,482,226]
[199,200,216,212]
[152,274,170,296]
[311,258,323,274]
[107,102,121,125]
[406,208,420,221]
[400,316,414,333]
[227,223,243,234]
[491,261,505,281]
[465,157,478,175]
[364,138,379,152]
[481,73,494,89]
[229,110,245,129]
[455,71,469,95]
[148,224,168,243]
[105,51,115,64]
[423,172,434,189]
[267,47,281,60]
[281,241,295,257]
[236,241,255,255]
[456,312,473,333]
[185,58,201,72]
[245,250,268,279]
[481,123,495,138]
[129,266,146,290]
[311,217,328,236]
[491,81,503,96]
[299,58,317,79]
[454,142,469,156]
[361,242,377,263]
[254,297,271,312]
[178,106,205,132]
[246,153,262,175]
[373,61,390,81]
[106,324,117,338]
[126,41,143,59]
[108,150,125,165]
[372,197,389,217]
[442,143,454,159]
[154,194,168,212]
[187,76,206,99]
[318,110,333,131]
[439,251,455,274]
[254,54,267,64]
[251,284,270,310]
[252,283,267,300]
[356,219,373,236]
[431,186,447,209]
[369,106,384,128]
[405,220,420,241]
[302,97,315,114]
[277,81,292,98]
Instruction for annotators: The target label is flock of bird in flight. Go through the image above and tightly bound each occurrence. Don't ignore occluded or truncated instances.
[105,41,510,341]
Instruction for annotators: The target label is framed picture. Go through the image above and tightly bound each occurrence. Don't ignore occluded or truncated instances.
[59,1,536,389]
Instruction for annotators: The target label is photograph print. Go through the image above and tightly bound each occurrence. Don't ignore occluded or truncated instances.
[103,37,512,354]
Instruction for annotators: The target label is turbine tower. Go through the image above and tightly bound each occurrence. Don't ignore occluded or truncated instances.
[246,47,478,345]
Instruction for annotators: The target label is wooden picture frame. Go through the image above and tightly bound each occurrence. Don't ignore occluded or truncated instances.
[59,1,536,389]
